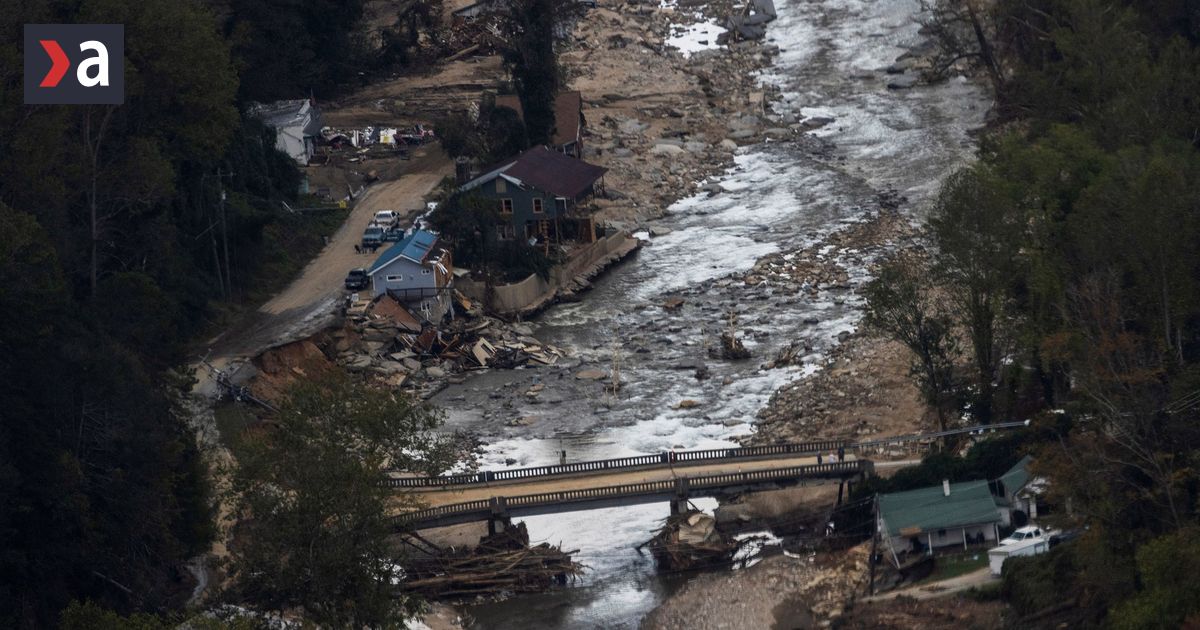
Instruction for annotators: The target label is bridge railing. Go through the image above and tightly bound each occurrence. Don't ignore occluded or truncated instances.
[383,438,849,489]
[393,460,871,527]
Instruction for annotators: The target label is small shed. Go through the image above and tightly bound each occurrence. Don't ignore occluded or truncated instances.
[877,480,1002,566]
[367,230,453,321]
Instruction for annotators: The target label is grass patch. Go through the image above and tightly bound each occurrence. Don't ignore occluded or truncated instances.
[916,552,990,585]
[966,581,1004,601]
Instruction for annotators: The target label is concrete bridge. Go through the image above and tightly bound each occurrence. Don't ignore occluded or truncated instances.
[391,422,1027,532]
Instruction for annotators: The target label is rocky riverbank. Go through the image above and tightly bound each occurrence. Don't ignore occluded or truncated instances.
[562,1,791,226]
[643,543,872,629]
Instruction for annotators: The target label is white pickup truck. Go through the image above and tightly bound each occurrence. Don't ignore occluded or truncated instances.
[988,525,1055,575]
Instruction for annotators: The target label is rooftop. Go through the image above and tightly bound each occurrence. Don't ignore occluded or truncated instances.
[878,480,1001,537]
[462,146,606,199]
[999,455,1034,495]
[368,230,440,274]
[248,99,321,135]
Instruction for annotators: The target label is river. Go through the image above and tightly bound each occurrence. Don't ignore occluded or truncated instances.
[430,0,988,626]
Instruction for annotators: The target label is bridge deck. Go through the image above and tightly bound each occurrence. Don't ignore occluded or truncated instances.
[408,454,847,508]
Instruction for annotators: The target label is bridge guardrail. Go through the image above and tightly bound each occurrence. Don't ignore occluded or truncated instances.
[394,460,870,527]
[384,439,848,489]
[385,421,1027,490]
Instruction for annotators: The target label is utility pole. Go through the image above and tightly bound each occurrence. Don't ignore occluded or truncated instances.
[218,167,233,299]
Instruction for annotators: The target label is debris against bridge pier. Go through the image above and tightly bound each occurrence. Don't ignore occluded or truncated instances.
[400,522,582,599]
[642,510,745,572]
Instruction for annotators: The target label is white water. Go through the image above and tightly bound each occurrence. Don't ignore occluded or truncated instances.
[438,0,988,626]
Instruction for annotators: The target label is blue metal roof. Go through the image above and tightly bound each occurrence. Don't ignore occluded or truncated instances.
[367,229,438,274]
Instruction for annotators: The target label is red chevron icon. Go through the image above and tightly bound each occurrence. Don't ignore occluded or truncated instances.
[38,40,69,88]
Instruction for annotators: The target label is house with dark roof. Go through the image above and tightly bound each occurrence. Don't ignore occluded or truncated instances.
[494,91,586,157]
[877,479,1003,566]
[459,146,607,243]
[248,99,322,166]
[367,230,453,321]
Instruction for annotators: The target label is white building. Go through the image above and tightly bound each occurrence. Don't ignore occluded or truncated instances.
[249,99,322,166]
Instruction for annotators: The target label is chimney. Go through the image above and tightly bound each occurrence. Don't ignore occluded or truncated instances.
[942,479,951,497]
[455,157,472,185]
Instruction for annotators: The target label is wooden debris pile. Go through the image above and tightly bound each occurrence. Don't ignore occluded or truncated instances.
[400,522,582,599]
[641,510,744,572]
[334,293,568,398]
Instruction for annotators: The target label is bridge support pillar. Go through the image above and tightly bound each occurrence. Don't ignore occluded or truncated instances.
[487,514,512,536]
[837,480,845,507]
[486,496,511,536]
[669,497,690,516]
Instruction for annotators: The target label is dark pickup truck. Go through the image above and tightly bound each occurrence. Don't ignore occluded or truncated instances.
[344,268,369,291]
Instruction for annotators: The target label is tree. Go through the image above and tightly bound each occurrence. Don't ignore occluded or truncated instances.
[224,375,457,627]
[1109,529,1200,629]
[929,165,1025,422]
[919,0,1005,90]
[0,204,213,628]
[864,258,960,430]
[499,0,579,145]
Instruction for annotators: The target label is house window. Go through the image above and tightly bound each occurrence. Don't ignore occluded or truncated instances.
[386,275,404,283]
[556,197,568,212]
[421,268,432,275]
[496,178,507,193]
[500,198,513,214]
[532,198,544,214]
[496,224,515,240]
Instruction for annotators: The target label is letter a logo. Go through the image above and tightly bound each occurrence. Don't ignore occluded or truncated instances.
[24,24,123,105]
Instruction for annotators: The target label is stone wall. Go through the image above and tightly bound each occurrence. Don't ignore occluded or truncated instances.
[458,230,639,316]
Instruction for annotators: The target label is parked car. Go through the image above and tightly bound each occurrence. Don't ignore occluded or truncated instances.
[373,210,400,227]
[344,268,369,290]
[988,525,1056,575]
[362,226,385,248]
[382,228,406,242]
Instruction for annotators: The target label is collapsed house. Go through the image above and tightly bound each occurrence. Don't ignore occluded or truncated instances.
[248,99,323,166]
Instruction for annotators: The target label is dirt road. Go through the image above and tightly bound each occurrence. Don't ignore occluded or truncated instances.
[861,566,998,602]
[202,146,451,368]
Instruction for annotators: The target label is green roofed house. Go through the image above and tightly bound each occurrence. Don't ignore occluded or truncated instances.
[995,455,1043,528]
[877,479,1003,566]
